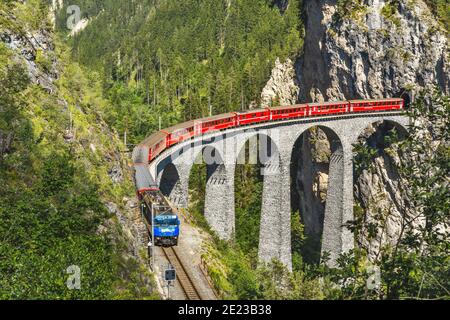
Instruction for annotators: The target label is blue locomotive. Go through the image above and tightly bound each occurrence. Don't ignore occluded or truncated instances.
[153,212,180,246]
[138,188,180,247]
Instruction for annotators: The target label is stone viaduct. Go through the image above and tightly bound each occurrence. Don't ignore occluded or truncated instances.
[134,112,409,269]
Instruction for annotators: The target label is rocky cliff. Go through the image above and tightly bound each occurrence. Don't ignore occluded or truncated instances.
[267,0,449,102]
[0,3,156,297]
[297,0,448,102]
[264,0,448,260]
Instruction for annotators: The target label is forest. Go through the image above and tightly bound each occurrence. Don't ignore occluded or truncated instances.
[54,0,304,144]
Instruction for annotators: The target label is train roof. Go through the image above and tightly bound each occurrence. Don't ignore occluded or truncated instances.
[307,100,350,106]
[348,98,403,103]
[237,108,268,114]
[161,113,236,133]
[201,112,236,122]
[139,131,167,147]
[268,103,308,111]
[162,120,196,133]
[134,164,156,190]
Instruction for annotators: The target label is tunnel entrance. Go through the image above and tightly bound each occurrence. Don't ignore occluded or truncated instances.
[397,89,412,110]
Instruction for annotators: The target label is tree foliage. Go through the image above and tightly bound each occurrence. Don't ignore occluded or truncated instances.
[339,89,450,300]
[0,1,158,299]
[54,0,304,144]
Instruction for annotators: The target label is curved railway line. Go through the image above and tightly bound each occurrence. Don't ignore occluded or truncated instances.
[133,98,404,165]
[162,246,204,300]
[134,99,406,301]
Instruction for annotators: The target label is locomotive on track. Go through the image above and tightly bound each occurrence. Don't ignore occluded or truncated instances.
[138,189,180,247]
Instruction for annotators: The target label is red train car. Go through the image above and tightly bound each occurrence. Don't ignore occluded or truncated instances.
[140,131,167,162]
[308,101,349,116]
[350,98,403,112]
[163,120,196,147]
[269,104,309,120]
[237,109,270,125]
[200,113,237,134]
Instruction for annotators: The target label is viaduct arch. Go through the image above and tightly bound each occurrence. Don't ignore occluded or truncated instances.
[142,113,409,268]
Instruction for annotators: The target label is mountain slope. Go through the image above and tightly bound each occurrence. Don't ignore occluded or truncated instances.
[0,0,158,299]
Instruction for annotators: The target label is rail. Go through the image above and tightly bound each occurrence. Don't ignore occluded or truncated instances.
[162,246,204,300]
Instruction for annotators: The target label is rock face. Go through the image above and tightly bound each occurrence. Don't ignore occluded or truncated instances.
[1,29,57,92]
[1,14,153,290]
[296,0,449,102]
[260,58,300,107]
[353,121,412,259]
[293,0,448,259]
[291,127,331,262]
[265,0,449,261]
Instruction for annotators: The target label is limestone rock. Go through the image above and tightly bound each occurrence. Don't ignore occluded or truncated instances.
[1,29,57,92]
[280,0,449,261]
[261,58,300,107]
[313,171,329,203]
[296,0,449,102]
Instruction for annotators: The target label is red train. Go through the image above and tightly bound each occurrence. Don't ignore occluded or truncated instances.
[137,98,404,163]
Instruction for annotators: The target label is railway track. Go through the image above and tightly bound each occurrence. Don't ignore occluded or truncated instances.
[162,246,203,300]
